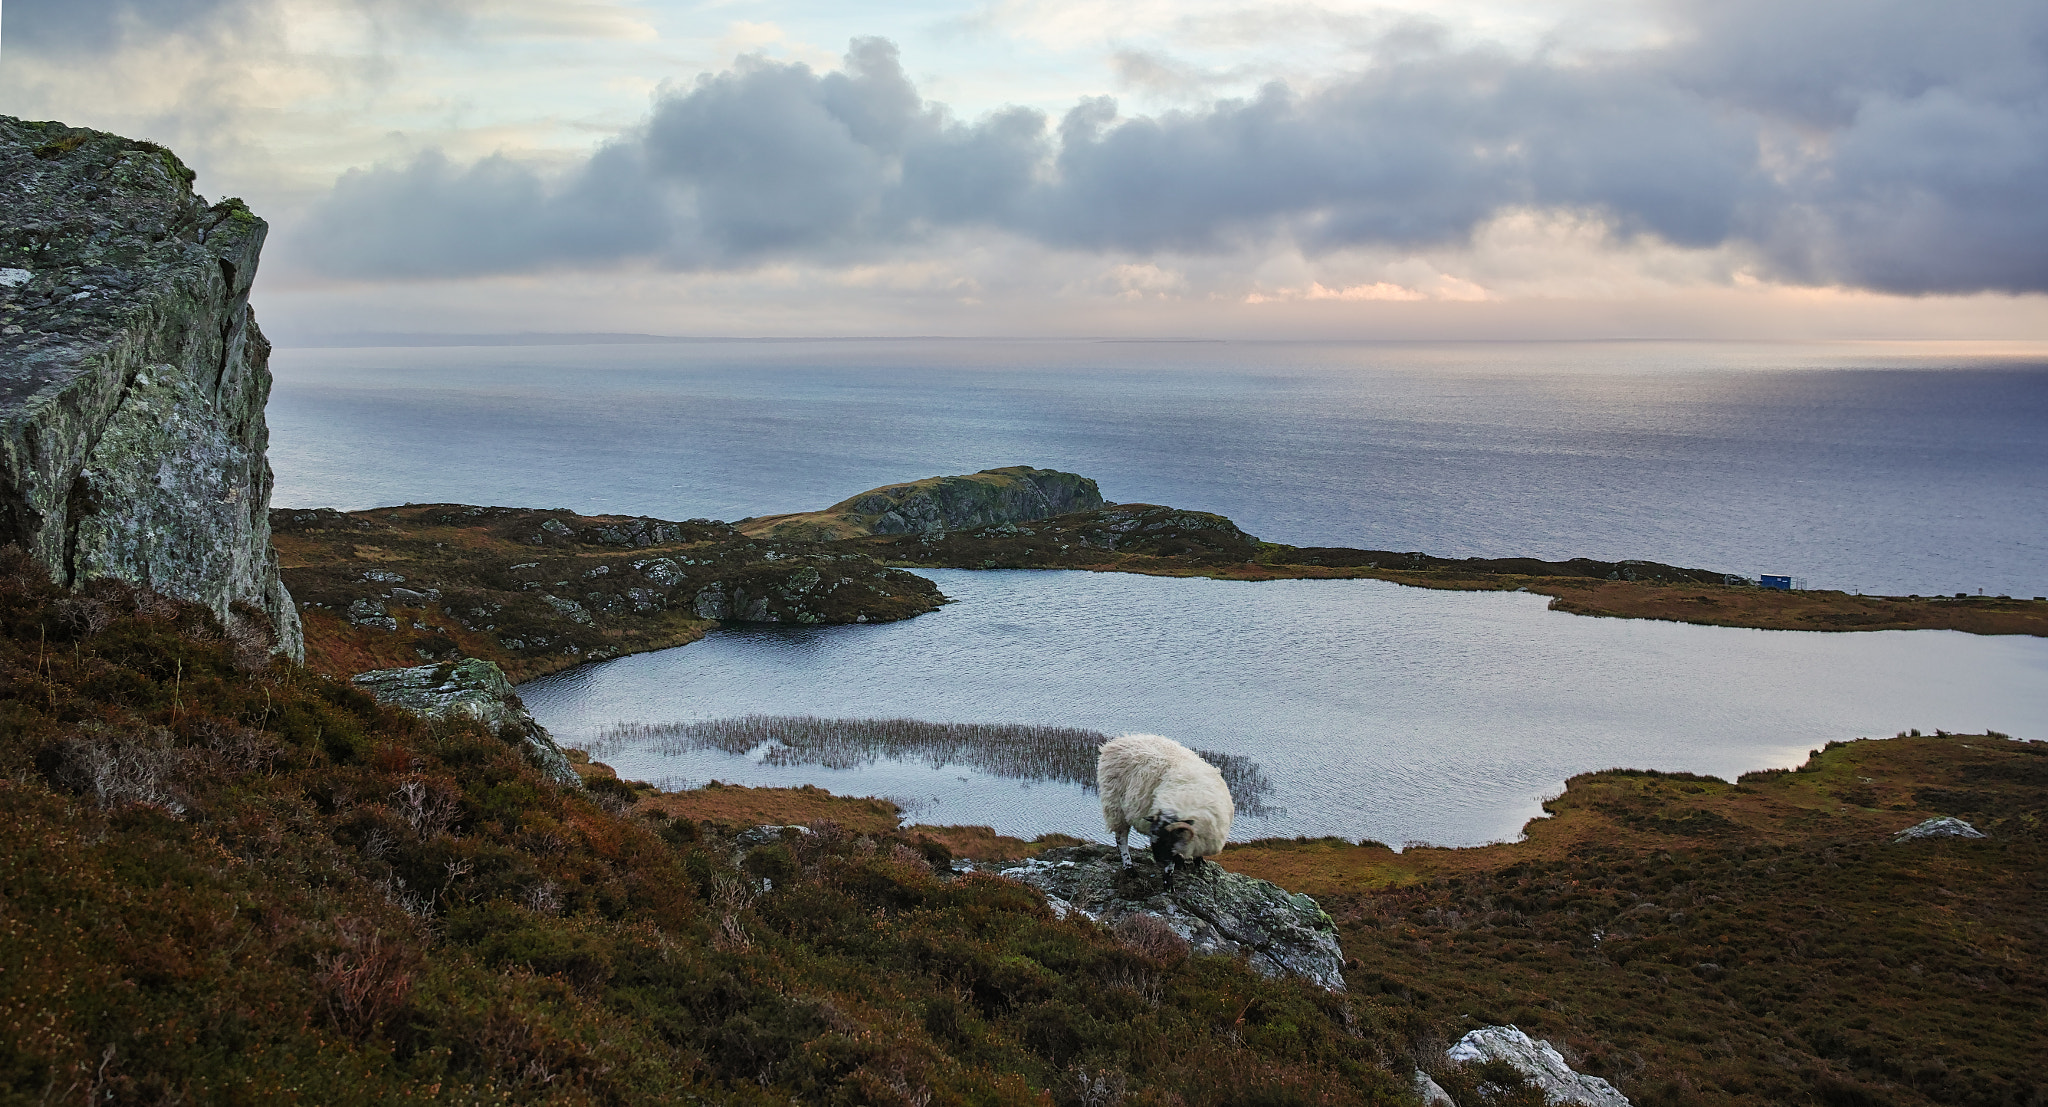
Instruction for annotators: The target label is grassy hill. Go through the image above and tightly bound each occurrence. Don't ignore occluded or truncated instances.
[0,547,1431,1106]
[7,535,2038,1105]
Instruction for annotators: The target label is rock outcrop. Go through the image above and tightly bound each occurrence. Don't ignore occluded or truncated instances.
[0,117,300,658]
[1891,815,1988,842]
[1444,1026,1632,1106]
[741,466,1104,540]
[985,844,1347,991]
[352,658,580,786]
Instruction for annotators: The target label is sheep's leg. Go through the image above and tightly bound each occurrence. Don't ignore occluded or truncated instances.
[1115,827,1132,867]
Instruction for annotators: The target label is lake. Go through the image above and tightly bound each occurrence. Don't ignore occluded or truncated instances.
[268,338,2048,845]
[519,569,2048,848]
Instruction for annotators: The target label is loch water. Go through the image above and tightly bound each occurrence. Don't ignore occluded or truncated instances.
[518,570,2048,848]
[268,339,2048,846]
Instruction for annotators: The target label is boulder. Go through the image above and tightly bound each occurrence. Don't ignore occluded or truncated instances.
[1891,816,1988,842]
[986,844,1347,991]
[1444,1025,1631,1107]
[741,466,1104,540]
[352,658,579,786]
[1411,1071,1456,1106]
[0,117,300,659]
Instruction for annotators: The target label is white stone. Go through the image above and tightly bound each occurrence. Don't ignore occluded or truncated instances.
[1446,1025,1631,1106]
[1892,816,1988,842]
[0,268,30,287]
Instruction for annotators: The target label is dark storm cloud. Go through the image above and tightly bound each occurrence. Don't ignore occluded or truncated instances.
[299,4,2048,294]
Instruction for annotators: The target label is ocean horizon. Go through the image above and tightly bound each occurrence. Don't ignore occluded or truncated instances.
[270,337,2048,598]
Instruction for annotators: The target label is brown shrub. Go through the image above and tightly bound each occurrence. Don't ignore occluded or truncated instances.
[314,918,418,1038]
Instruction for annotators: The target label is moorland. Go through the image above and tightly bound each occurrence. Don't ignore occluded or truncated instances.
[3,547,2040,1107]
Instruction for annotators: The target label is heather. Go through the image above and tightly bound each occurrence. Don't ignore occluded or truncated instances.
[0,547,1424,1105]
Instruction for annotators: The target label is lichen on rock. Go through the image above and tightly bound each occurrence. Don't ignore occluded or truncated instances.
[1444,1025,1632,1106]
[352,658,580,786]
[0,117,300,658]
[986,843,1347,991]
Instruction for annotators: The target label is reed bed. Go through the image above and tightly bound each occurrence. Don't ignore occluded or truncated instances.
[594,715,1276,815]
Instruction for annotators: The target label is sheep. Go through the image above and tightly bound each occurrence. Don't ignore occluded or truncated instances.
[1097,733,1234,885]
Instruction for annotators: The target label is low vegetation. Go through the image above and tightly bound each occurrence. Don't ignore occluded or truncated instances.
[0,547,1446,1105]
[1217,736,2048,1107]
[5,537,2041,1105]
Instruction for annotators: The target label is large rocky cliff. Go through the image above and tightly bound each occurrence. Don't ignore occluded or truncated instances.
[0,117,300,658]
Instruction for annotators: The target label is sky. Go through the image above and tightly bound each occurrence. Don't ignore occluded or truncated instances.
[3,0,2046,342]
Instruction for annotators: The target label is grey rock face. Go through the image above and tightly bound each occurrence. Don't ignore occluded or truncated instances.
[352,658,580,787]
[1412,1071,1456,1106]
[987,844,1347,991]
[1445,1026,1631,1107]
[1891,816,1988,842]
[843,466,1104,535]
[0,118,300,659]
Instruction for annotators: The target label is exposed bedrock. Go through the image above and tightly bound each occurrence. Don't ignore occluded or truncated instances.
[353,658,580,787]
[0,117,300,659]
[741,466,1105,540]
[987,844,1348,992]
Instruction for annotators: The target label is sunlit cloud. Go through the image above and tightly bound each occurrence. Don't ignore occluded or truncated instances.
[5,0,2044,339]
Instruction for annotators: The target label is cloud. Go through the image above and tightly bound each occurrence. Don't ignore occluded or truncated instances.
[3,0,257,53]
[292,3,2048,295]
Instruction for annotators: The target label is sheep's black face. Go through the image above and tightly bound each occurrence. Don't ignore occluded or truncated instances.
[1150,829,1180,870]
[1151,822,1196,876]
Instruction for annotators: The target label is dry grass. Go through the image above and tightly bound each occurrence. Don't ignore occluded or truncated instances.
[635,781,907,834]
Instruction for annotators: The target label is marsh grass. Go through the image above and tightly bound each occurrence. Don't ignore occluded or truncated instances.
[597,714,1277,815]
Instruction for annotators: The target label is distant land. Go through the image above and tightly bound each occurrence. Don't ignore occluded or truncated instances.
[274,467,2048,683]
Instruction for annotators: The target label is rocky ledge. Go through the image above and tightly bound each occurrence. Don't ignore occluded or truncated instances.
[985,844,1348,992]
[0,117,300,658]
[352,658,580,786]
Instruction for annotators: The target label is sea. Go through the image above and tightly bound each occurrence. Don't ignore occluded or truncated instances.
[268,339,2048,845]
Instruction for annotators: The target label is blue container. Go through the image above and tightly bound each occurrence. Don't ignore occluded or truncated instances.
[1760,575,1792,590]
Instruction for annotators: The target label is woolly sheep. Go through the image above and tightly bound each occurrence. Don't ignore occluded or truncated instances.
[1097,733,1234,884]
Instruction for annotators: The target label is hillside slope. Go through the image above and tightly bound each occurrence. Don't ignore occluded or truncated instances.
[0,548,1434,1106]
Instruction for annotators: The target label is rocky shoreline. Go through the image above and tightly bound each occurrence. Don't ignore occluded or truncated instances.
[274,474,2046,682]
[274,502,944,681]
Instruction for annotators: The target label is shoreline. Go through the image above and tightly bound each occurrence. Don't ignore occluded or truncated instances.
[577,729,2035,875]
[278,500,2048,685]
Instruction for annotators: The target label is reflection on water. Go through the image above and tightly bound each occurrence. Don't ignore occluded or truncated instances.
[594,714,1277,817]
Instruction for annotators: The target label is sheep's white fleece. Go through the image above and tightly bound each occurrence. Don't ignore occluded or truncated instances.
[1097,733,1234,860]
